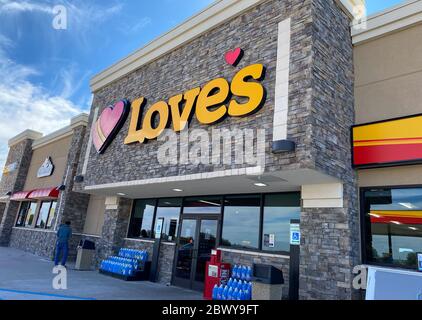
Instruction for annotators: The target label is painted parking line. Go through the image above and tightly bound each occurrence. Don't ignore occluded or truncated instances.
[0,288,95,300]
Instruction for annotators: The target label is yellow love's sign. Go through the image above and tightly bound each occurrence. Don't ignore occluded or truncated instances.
[124,63,266,144]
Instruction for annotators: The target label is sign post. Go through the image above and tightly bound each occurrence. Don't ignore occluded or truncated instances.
[289,219,301,300]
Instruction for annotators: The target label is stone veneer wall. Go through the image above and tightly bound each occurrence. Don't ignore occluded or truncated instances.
[6,124,91,259]
[221,250,290,299]
[0,138,34,245]
[96,198,132,263]
[9,228,100,261]
[55,125,90,233]
[298,0,360,300]
[124,239,176,285]
[0,203,5,226]
[74,0,315,191]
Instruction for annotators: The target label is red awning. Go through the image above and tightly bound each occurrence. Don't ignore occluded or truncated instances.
[10,191,33,201]
[28,187,59,200]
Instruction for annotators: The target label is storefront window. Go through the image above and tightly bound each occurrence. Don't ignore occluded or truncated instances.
[221,195,261,250]
[154,198,182,241]
[183,196,222,214]
[16,202,30,227]
[46,201,57,229]
[363,188,422,269]
[127,199,156,238]
[24,202,38,227]
[36,202,50,228]
[262,193,301,252]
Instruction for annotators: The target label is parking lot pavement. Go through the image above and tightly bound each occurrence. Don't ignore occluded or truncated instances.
[0,247,202,300]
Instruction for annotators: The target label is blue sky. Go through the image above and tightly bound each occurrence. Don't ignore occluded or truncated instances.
[0,0,405,169]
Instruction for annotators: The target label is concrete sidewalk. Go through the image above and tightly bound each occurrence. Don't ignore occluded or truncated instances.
[0,247,202,300]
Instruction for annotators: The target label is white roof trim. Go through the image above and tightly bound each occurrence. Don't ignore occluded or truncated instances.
[352,0,422,45]
[90,0,356,93]
[8,130,43,147]
[32,113,88,150]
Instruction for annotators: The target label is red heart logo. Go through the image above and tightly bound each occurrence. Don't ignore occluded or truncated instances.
[92,100,130,154]
[225,48,243,66]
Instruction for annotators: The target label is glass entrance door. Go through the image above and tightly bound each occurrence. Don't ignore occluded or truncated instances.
[173,216,219,291]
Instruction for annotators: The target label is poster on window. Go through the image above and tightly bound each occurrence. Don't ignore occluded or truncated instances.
[264,234,275,248]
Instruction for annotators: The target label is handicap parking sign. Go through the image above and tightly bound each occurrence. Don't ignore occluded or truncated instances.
[290,224,301,246]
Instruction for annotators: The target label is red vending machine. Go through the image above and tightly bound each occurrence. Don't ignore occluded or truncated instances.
[203,249,231,300]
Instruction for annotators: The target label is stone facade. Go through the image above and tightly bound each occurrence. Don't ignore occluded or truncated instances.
[55,125,91,233]
[74,0,316,190]
[69,0,359,300]
[96,198,133,263]
[124,239,176,285]
[0,138,34,245]
[298,0,360,300]
[0,203,5,224]
[221,250,290,299]
[0,121,90,260]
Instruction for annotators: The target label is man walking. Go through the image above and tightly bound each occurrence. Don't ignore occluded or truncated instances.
[55,221,72,267]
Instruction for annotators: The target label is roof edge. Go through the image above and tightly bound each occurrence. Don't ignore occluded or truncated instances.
[90,0,357,93]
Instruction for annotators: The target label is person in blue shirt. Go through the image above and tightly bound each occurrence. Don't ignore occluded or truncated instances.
[54,221,72,267]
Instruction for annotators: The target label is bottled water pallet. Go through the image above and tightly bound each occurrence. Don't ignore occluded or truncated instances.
[99,268,149,281]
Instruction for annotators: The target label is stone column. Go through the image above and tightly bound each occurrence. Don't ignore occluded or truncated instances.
[297,0,360,300]
[96,197,132,263]
[56,115,90,233]
[0,130,42,246]
[0,202,5,224]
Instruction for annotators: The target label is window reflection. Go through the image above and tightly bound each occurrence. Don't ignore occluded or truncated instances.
[155,198,182,241]
[183,197,222,214]
[263,194,301,252]
[127,199,156,238]
[221,196,261,249]
[364,188,422,268]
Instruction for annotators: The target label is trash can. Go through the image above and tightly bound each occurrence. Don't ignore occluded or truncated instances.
[251,264,284,300]
[75,240,96,271]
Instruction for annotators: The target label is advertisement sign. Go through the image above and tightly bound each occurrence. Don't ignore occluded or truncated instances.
[352,114,422,168]
[37,157,54,178]
[155,218,164,239]
[264,234,275,248]
[418,253,422,272]
[290,223,301,246]
[2,162,17,175]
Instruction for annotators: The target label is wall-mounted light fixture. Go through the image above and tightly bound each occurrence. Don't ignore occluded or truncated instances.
[74,175,84,183]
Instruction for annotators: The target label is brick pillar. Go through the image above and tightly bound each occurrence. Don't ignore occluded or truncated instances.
[56,118,90,233]
[0,131,41,246]
[96,197,132,263]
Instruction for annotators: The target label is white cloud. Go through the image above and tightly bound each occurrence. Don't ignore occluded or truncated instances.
[119,17,152,35]
[0,36,85,170]
[0,0,54,14]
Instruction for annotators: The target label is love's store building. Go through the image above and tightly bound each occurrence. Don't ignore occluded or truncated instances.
[1,0,422,300]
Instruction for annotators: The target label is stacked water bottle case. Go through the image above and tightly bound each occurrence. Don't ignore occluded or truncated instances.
[99,248,151,281]
[212,265,253,300]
